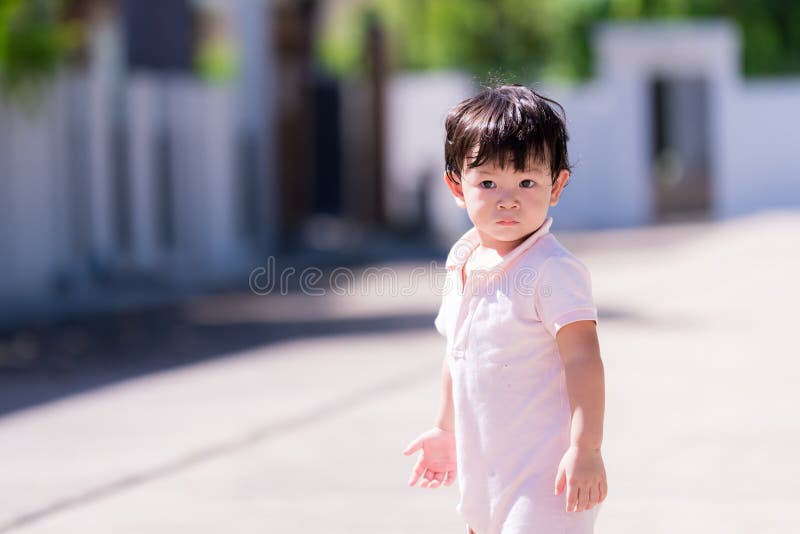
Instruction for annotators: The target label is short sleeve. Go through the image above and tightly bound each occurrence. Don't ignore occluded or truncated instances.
[535,255,597,338]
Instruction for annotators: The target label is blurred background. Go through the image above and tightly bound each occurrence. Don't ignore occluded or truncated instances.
[1,1,799,533]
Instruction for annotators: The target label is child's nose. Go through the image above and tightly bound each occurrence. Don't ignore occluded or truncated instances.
[497,196,519,209]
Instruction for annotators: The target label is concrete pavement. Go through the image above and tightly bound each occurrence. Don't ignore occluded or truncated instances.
[1,210,799,533]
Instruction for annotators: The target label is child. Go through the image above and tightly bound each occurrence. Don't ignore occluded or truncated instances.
[402,85,607,534]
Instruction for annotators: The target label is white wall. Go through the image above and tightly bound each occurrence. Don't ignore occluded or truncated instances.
[0,92,61,302]
[385,71,474,243]
[164,78,246,281]
[720,79,800,217]
[543,79,646,229]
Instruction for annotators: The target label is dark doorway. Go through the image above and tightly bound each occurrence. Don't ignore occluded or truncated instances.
[650,77,712,220]
[312,76,342,215]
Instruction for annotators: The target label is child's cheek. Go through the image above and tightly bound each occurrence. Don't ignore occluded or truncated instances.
[469,192,490,207]
[466,200,486,216]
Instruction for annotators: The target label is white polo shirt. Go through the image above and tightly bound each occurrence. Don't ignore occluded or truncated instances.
[434,217,602,534]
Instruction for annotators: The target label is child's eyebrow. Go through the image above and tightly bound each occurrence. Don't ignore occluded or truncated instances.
[475,167,545,175]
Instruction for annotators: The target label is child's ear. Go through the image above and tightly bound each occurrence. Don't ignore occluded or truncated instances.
[549,170,570,207]
[443,172,466,209]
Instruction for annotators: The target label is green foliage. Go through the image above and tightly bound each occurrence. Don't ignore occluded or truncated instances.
[196,38,239,85]
[316,0,800,81]
[600,0,800,76]
[0,0,77,101]
[318,0,586,83]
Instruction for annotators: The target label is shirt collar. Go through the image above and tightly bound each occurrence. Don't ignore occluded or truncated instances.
[448,216,553,270]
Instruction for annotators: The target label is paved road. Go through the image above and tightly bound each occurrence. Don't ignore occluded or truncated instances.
[1,210,798,533]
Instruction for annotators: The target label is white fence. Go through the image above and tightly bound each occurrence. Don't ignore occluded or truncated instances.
[0,0,275,317]
[0,73,269,311]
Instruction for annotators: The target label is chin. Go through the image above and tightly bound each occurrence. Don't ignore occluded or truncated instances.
[493,231,530,244]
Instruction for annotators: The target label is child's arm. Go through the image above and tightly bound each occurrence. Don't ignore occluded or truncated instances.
[553,319,608,513]
[402,356,457,489]
[435,356,455,432]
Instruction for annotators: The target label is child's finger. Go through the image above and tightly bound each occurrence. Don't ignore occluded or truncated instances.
[408,457,425,486]
[429,472,445,488]
[444,470,456,486]
[554,467,566,496]
[420,470,432,487]
[566,485,578,512]
[598,479,607,503]
[579,486,591,511]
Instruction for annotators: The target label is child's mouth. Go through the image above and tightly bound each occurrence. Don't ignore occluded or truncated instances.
[497,220,519,226]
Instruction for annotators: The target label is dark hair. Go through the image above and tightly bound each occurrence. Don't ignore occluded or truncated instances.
[444,84,571,185]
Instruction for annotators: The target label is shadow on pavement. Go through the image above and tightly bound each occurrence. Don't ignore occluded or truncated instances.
[0,292,437,418]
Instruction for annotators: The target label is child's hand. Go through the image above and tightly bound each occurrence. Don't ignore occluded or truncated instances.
[402,427,457,489]
[554,446,608,513]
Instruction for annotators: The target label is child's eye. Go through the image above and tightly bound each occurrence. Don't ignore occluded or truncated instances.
[519,179,535,188]
[479,180,496,189]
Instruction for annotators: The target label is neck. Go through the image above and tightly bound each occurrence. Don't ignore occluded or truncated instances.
[475,234,529,257]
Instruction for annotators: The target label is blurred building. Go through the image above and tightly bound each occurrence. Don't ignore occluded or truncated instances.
[0,0,278,323]
[386,20,800,233]
[7,12,797,325]
[0,0,395,326]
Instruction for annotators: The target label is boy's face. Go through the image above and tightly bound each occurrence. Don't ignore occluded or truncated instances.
[444,154,568,255]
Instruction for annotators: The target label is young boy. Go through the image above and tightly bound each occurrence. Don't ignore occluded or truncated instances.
[402,85,607,533]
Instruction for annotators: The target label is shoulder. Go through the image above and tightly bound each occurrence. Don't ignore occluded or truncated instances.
[518,234,591,275]
[512,235,594,308]
[525,236,597,337]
